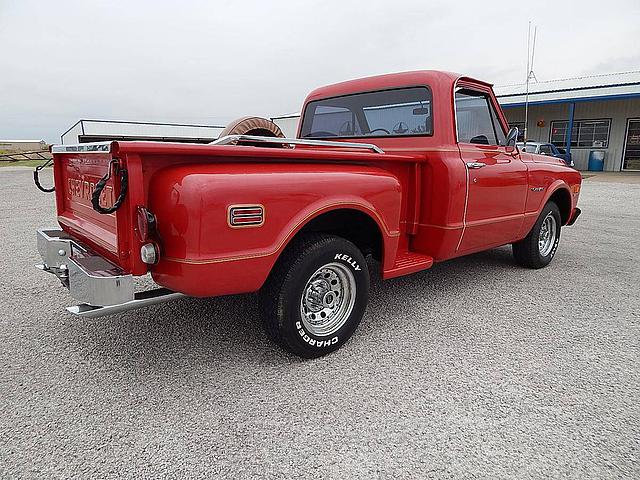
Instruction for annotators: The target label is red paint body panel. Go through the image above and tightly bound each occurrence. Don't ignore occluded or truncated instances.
[456,144,528,253]
[50,70,582,298]
[148,163,402,296]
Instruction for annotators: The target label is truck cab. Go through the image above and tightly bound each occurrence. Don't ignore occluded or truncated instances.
[297,71,580,260]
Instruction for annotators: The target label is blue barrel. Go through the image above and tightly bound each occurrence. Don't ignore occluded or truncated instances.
[588,150,605,171]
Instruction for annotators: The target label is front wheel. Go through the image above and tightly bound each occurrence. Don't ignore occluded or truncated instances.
[259,234,369,358]
[512,201,562,269]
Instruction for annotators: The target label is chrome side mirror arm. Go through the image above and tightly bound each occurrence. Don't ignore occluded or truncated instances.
[504,126,519,153]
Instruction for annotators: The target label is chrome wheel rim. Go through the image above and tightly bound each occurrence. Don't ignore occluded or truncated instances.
[300,262,356,337]
[538,213,557,257]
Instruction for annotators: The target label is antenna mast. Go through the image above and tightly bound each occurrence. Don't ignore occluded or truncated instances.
[524,22,538,145]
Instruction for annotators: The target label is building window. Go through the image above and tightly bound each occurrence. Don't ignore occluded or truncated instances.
[550,119,611,149]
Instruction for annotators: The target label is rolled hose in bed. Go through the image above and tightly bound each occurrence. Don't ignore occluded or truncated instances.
[91,159,128,215]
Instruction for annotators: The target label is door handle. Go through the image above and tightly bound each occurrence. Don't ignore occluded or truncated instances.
[466,162,486,169]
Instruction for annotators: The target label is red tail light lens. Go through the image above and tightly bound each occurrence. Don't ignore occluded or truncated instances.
[135,206,156,242]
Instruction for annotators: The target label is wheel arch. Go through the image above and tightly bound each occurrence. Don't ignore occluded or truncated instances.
[297,207,384,260]
[548,186,572,225]
[271,205,393,275]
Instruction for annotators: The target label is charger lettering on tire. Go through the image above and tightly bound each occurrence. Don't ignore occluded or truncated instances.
[295,321,338,347]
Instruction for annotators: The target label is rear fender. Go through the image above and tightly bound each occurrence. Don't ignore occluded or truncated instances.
[148,163,402,297]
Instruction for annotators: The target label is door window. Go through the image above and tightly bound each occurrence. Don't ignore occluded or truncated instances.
[489,101,506,145]
[455,89,505,146]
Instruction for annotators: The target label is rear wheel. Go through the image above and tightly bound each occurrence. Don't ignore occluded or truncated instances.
[512,201,561,269]
[259,234,369,358]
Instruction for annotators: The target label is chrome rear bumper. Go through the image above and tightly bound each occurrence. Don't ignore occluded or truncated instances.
[36,229,182,317]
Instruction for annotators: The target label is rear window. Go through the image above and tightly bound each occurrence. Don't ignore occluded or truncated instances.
[300,87,433,139]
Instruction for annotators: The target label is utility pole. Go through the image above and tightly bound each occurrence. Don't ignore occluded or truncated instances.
[524,21,538,145]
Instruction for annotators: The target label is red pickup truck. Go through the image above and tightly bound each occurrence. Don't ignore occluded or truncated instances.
[36,70,581,357]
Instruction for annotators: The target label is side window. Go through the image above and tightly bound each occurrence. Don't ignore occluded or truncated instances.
[455,89,504,146]
[489,101,506,145]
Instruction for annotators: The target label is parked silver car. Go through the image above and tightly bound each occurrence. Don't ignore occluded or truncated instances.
[517,141,574,166]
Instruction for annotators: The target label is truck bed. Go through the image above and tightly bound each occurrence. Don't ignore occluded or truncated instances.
[51,139,418,277]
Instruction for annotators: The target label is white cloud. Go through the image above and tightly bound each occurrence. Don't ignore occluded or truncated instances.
[1,0,638,142]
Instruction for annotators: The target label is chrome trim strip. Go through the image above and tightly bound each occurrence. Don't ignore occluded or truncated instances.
[211,135,385,154]
[228,204,265,228]
[453,84,463,144]
[51,142,112,153]
[456,164,470,252]
[66,289,184,318]
[52,136,384,154]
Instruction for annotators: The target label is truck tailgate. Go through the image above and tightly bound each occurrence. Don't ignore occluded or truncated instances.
[54,149,124,263]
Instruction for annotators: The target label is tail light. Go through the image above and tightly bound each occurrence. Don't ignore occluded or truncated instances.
[135,206,157,242]
[140,243,159,265]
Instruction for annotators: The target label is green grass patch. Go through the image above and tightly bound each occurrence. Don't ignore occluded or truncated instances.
[0,159,50,168]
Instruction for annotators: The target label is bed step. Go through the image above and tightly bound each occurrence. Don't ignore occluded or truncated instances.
[383,251,434,279]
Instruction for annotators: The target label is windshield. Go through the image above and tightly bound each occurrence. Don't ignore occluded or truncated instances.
[300,87,433,139]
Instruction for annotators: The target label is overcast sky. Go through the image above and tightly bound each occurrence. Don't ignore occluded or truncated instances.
[2,0,639,143]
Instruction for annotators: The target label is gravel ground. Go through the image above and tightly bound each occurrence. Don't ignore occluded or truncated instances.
[1,168,638,479]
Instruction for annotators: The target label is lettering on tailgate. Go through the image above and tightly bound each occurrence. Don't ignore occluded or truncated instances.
[67,177,114,209]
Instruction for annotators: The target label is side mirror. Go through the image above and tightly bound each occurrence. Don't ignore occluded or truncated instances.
[505,127,519,148]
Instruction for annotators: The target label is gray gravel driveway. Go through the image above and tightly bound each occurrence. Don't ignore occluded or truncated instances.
[1,168,638,479]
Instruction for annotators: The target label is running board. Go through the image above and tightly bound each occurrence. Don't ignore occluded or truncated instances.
[383,251,434,279]
[66,288,184,318]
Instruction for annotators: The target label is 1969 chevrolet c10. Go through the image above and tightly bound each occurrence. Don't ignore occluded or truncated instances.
[35,70,582,357]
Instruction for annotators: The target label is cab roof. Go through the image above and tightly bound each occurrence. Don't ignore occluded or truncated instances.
[304,70,492,102]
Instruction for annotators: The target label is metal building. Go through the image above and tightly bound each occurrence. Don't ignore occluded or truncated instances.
[496,71,640,171]
[61,119,225,144]
[271,70,640,172]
